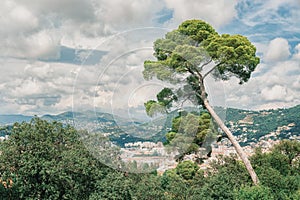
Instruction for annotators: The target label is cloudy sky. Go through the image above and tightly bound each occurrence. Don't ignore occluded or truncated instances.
[1,0,300,119]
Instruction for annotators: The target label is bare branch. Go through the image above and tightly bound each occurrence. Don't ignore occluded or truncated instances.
[185,67,195,75]
[203,65,217,79]
[199,58,212,70]
[192,66,202,78]
[179,95,192,110]
[203,62,223,79]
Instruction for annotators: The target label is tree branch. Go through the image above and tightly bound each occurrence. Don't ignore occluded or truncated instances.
[199,58,212,70]
[185,65,203,79]
[203,65,217,79]
[198,75,207,100]
[179,94,193,110]
[203,62,223,79]
[195,68,202,78]
[185,67,195,75]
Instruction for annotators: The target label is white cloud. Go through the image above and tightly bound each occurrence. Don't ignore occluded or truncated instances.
[164,0,238,28]
[264,38,291,62]
[11,78,43,97]
[264,0,296,8]
[0,0,240,60]
[53,95,73,112]
[16,0,96,22]
[261,85,288,101]
[0,1,61,59]
[253,42,268,55]
[0,59,79,114]
[238,0,300,27]
[291,75,300,90]
[293,43,300,60]
[210,47,299,111]
[101,0,164,28]
[4,30,60,60]
[0,1,39,35]
[24,64,53,80]
[0,0,167,59]
[0,0,299,116]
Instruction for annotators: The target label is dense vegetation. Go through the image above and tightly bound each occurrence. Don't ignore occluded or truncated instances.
[0,119,299,199]
[164,111,218,160]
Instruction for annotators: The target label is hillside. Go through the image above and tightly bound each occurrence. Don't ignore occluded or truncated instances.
[225,105,300,146]
[0,114,32,125]
[1,105,300,146]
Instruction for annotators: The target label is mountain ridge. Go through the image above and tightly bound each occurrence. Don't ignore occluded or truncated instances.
[1,105,299,146]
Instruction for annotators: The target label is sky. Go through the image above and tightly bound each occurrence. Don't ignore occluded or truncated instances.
[1,0,300,120]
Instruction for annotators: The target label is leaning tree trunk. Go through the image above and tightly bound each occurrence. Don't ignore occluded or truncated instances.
[203,99,259,185]
[198,76,259,185]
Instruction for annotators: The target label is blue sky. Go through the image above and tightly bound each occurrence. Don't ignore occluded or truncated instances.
[0,0,300,118]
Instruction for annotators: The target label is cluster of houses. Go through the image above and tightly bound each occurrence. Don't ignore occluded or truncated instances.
[120,134,295,173]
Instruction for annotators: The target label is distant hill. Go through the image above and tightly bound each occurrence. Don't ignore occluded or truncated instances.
[225,105,300,146]
[0,114,32,125]
[1,105,299,146]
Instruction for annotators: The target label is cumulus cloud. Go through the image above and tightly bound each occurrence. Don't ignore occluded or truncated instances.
[220,58,300,111]
[293,43,300,60]
[1,1,39,34]
[0,0,61,59]
[0,0,299,116]
[237,0,300,27]
[73,50,163,116]
[0,59,78,115]
[292,76,300,89]
[17,0,96,22]
[164,0,238,28]
[0,0,240,60]
[4,30,60,60]
[264,38,291,62]
[261,85,288,101]
[0,0,165,60]
[101,0,164,28]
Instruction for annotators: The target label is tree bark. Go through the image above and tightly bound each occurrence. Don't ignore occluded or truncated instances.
[203,99,259,185]
[197,75,259,185]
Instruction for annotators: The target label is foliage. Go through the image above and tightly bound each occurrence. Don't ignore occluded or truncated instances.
[89,172,134,200]
[143,19,259,103]
[161,140,300,200]
[161,160,205,200]
[165,111,217,160]
[199,155,251,199]
[0,120,299,199]
[251,140,300,199]
[234,186,275,200]
[0,118,108,199]
[175,160,199,180]
[131,174,166,200]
